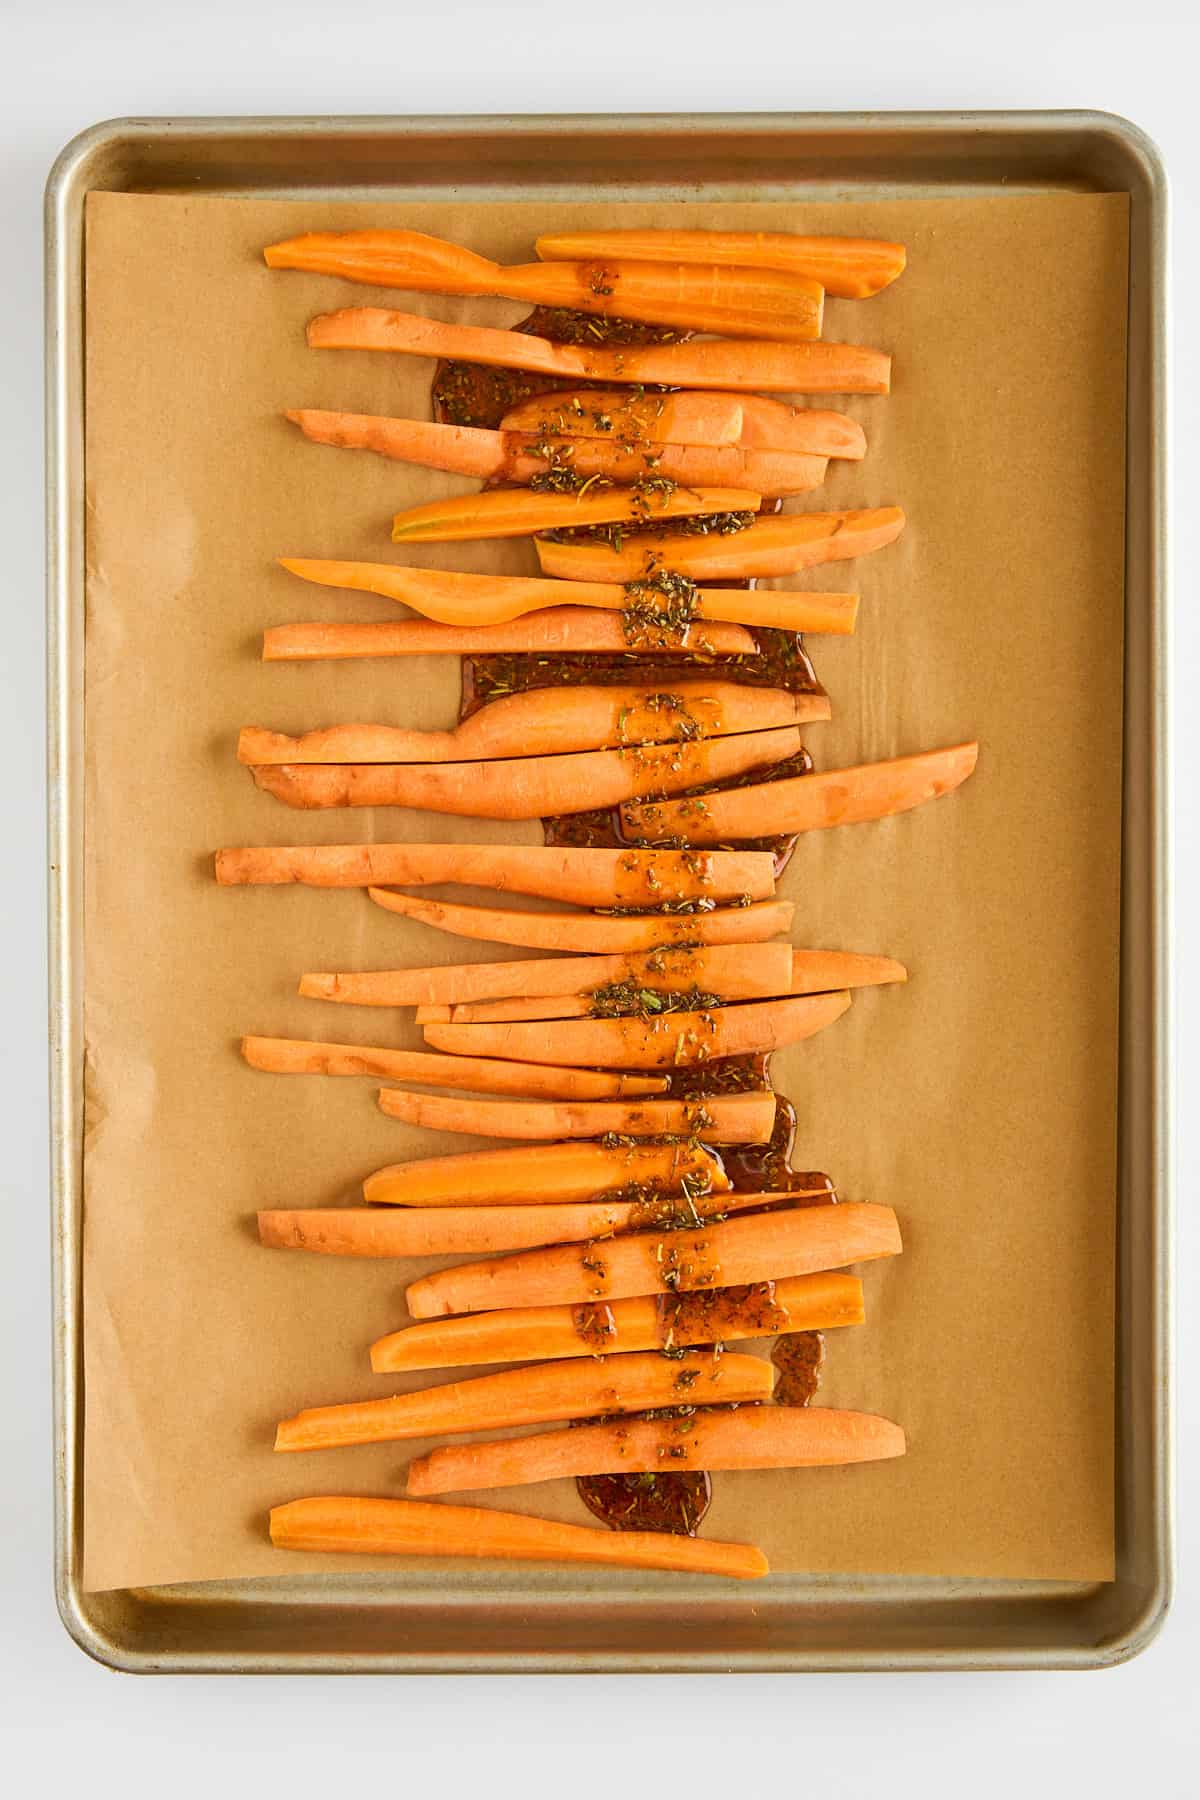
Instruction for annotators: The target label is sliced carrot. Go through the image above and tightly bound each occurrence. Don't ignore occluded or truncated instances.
[623,742,981,844]
[269,1495,768,1580]
[259,1190,778,1260]
[498,388,745,447]
[299,942,795,1009]
[287,408,828,497]
[371,1267,858,1372]
[535,230,907,298]
[238,1036,664,1099]
[734,396,867,459]
[262,610,758,662]
[535,504,906,582]
[266,228,824,340]
[215,842,775,906]
[237,683,827,767]
[363,1139,728,1209]
[409,1405,907,1498]
[308,306,891,393]
[413,1005,451,1024]
[250,726,804,818]
[790,949,908,992]
[277,556,856,634]
[391,484,761,545]
[407,1202,901,1320]
[367,889,795,953]
[274,1348,773,1451]
[375,1088,777,1144]
[422,990,851,1071]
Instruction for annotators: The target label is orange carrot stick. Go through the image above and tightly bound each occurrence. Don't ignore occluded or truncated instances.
[623,742,981,844]
[375,1087,777,1144]
[371,1267,857,1372]
[250,726,803,818]
[409,1405,907,1497]
[535,504,906,582]
[263,611,759,661]
[498,388,745,447]
[269,1495,768,1579]
[215,842,774,906]
[734,396,867,459]
[238,1036,664,1099]
[265,228,824,340]
[422,991,851,1071]
[390,484,761,545]
[363,1139,729,1209]
[367,889,795,953]
[238,683,826,767]
[259,1189,777,1260]
[274,1348,773,1451]
[299,942,795,1009]
[790,949,908,992]
[535,229,907,298]
[406,1202,901,1320]
[308,306,891,394]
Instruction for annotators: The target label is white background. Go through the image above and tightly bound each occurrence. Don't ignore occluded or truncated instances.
[2,0,1193,1790]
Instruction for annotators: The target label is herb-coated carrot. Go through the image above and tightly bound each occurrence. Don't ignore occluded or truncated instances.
[790,949,908,992]
[274,1349,773,1451]
[623,742,981,844]
[286,408,829,497]
[536,504,907,582]
[216,842,775,906]
[239,1036,664,1099]
[308,306,891,394]
[409,1405,907,1498]
[371,1267,859,1372]
[265,227,824,340]
[237,682,827,767]
[259,1190,777,1260]
[250,726,804,818]
[390,484,761,545]
[268,1495,768,1580]
[375,1088,778,1144]
[299,942,795,1009]
[406,1202,900,1320]
[367,889,795,952]
[262,611,758,662]
[422,990,851,1071]
[498,388,745,447]
[363,1139,728,1209]
[277,557,857,635]
[535,229,907,298]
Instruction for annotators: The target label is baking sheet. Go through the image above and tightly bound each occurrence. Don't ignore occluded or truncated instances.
[81,189,1127,1592]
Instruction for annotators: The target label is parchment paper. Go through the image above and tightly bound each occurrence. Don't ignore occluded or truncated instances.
[82,190,1127,1591]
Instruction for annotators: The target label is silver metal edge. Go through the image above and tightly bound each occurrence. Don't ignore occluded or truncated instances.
[45,110,1172,1672]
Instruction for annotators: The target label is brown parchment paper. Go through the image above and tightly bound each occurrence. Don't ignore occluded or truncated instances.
[82,190,1127,1592]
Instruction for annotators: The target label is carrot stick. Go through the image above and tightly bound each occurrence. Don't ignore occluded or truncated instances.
[367,889,795,952]
[259,1190,778,1259]
[237,683,827,767]
[535,505,906,582]
[363,1139,729,1209]
[409,1405,907,1498]
[498,388,745,447]
[287,408,829,497]
[250,726,804,818]
[371,1267,859,1372]
[215,842,775,906]
[390,484,761,545]
[535,230,907,299]
[274,1348,773,1451]
[733,396,867,459]
[413,1005,452,1024]
[262,611,758,662]
[277,557,857,634]
[422,991,851,1071]
[790,949,908,992]
[269,1494,768,1579]
[299,942,795,1009]
[308,306,891,394]
[265,228,824,340]
[239,1036,664,1099]
[375,1088,778,1144]
[623,742,981,844]
[406,1202,901,1319]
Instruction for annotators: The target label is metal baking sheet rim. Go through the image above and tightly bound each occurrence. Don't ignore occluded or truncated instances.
[44,111,1172,1674]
